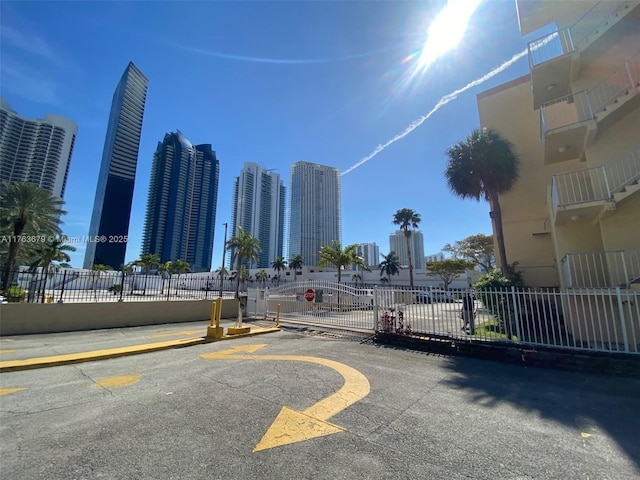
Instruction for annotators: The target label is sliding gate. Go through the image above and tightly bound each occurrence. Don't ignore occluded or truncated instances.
[265,280,376,331]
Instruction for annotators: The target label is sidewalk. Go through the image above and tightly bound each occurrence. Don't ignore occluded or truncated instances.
[0,319,280,373]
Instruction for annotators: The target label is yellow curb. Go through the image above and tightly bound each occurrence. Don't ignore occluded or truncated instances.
[0,326,281,373]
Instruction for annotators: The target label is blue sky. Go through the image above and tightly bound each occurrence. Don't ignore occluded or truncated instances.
[1,1,540,269]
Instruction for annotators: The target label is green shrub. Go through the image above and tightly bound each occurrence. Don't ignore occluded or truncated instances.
[6,284,26,303]
[108,284,122,295]
[474,265,524,338]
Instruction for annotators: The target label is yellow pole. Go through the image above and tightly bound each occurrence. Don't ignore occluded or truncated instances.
[276,303,281,327]
[210,301,217,327]
[216,297,223,328]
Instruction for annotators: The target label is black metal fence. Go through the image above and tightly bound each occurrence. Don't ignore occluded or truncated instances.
[0,268,247,303]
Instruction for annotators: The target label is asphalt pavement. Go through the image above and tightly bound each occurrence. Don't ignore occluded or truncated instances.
[1,320,639,479]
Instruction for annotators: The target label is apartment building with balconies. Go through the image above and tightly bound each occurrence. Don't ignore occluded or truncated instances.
[477,0,639,290]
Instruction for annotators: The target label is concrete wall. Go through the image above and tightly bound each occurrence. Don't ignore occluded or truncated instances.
[0,299,239,336]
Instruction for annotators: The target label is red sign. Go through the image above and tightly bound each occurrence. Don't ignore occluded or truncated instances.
[304,288,315,302]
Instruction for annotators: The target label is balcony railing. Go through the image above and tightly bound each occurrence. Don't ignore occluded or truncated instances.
[562,250,639,288]
[541,52,640,138]
[551,144,640,208]
[528,0,632,68]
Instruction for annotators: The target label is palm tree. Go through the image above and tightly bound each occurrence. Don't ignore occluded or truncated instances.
[445,128,519,277]
[379,251,401,284]
[226,226,261,298]
[0,181,66,293]
[171,259,190,295]
[29,237,76,303]
[157,261,170,295]
[91,263,110,300]
[255,269,268,287]
[392,208,421,288]
[289,254,304,277]
[318,241,369,283]
[271,256,287,285]
[135,253,160,295]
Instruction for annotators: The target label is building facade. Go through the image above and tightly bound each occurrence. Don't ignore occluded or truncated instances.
[475,0,640,289]
[84,62,148,269]
[389,230,425,270]
[355,242,380,269]
[425,252,445,264]
[0,98,77,200]
[288,161,341,267]
[230,162,285,269]
[141,131,219,273]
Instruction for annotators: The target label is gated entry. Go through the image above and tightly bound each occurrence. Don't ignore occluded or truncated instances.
[265,280,377,330]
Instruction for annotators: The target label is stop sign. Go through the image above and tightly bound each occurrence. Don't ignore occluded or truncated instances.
[304,288,315,302]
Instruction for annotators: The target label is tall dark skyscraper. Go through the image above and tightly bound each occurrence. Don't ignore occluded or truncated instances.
[84,62,148,269]
[141,131,220,273]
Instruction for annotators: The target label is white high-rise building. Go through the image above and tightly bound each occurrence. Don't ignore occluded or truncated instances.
[389,230,425,269]
[425,252,445,264]
[288,161,341,267]
[356,242,380,269]
[0,98,77,200]
[231,162,286,269]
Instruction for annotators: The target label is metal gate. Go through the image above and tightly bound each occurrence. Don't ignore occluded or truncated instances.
[264,280,376,331]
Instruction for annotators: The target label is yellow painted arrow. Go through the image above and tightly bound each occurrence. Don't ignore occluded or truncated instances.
[200,344,370,452]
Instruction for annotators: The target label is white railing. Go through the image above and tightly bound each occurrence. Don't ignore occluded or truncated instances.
[551,144,640,209]
[377,286,640,354]
[528,0,632,68]
[589,51,640,115]
[541,52,640,138]
[561,250,639,288]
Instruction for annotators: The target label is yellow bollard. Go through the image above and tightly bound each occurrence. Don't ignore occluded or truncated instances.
[207,299,224,339]
[210,302,217,327]
[216,297,223,328]
[276,303,281,327]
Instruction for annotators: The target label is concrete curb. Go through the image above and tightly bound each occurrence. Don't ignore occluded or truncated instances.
[0,326,281,373]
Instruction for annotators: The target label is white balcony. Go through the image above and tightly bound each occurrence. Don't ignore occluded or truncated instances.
[551,144,640,224]
[527,0,639,108]
[540,52,640,164]
[562,249,640,288]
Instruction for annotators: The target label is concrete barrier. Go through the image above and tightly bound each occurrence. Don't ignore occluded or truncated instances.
[0,299,239,335]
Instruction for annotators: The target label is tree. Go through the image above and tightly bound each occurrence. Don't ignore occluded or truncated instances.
[91,263,110,300]
[135,253,160,296]
[426,259,475,290]
[271,256,287,285]
[445,128,519,277]
[29,237,76,303]
[255,269,268,287]
[0,182,66,293]
[318,241,369,283]
[288,254,304,276]
[351,273,362,285]
[170,259,190,295]
[157,261,170,294]
[392,208,421,289]
[443,233,495,272]
[379,251,401,284]
[226,226,261,298]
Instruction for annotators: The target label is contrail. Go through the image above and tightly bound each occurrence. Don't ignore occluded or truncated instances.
[341,48,528,176]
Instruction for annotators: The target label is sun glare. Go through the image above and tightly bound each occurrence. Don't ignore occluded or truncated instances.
[417,0,483,71]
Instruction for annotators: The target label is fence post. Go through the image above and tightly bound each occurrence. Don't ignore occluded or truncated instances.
[511,286,522,343]
[373,286,379,331]
[615,286,630,353]
[58,270,67,303]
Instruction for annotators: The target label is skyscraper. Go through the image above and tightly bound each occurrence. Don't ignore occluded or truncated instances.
[141,131,220,273]
[0,98,77,200]
[231,162,285,268]
[389,230,425,269]
[84,62,148,269]
[356,242,380,269]
[288,161,341,267]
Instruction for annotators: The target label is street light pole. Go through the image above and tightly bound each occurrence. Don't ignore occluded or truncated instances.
[219,222,228,298]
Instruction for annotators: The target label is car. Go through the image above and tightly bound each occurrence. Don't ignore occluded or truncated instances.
[415,289,454,304]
